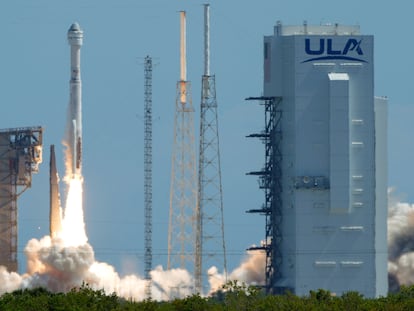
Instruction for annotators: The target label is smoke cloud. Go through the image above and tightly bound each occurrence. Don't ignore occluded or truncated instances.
[207,249,266,294]
[387,188,414,291]
[0,267,22,295]
[0,234,198,300]
[0,215,266,301]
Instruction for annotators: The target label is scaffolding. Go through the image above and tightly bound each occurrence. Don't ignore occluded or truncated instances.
[0,126,43,272]
[246,97,282,294]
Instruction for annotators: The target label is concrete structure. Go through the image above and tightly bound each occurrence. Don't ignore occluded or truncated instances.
[252,22,387,297]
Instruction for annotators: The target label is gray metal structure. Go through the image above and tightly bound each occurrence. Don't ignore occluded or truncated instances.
[144,55,153,299]
[167,11,197,281]
[0,126,43,271]
[195,4,227,294]
[246,96,283,294]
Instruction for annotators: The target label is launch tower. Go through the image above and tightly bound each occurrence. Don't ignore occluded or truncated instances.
[167,11,198,281]
[0,126,43,271]
[195,4,227,293]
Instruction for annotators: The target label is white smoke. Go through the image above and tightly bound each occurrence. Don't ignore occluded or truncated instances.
[24,236,94,292]
[207,249,266,294]
[0,233,197,301]
[387,188,414,291]
[0,223,266,300]
[0,267,22,295]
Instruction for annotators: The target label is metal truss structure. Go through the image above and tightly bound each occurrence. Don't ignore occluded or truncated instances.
[246,96,283,294]
[168,12,197,288]
[0,126,43,272]
[195,3,227,294]
[144,55,153,299]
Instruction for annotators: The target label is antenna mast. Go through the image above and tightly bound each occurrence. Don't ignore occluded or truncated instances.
[144,55,153,299]
[195,3,227,293]
[168,11,198,284]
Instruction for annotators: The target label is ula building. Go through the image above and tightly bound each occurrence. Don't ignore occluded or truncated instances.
[248,22,387,297]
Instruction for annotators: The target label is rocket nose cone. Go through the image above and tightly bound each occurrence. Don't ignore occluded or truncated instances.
[69,22,81,32]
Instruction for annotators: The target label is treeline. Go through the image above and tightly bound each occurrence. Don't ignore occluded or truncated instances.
[2,281,414,310]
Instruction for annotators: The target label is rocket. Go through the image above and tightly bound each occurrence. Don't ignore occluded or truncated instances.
[49,144,62,238]
[67,23,83,177]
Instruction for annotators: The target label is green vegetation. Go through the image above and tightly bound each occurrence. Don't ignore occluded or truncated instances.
[2,281,414,310]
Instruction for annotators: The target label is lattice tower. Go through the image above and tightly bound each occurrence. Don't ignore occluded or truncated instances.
[195,4,227,294]
[144,55,153,299]
[167,11,198,282]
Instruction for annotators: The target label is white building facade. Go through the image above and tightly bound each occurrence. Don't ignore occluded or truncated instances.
[262,23,388,297]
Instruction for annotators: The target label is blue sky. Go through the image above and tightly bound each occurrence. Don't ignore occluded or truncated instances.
[1,0,412,276]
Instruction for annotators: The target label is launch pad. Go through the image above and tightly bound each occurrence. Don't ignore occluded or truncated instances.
[0,126,43,272]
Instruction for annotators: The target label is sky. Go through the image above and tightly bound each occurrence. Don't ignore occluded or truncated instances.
[0,0,413,278]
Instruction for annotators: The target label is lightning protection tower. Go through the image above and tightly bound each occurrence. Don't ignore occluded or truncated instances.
[144,55,153,299]
[195,4,227,294]
[168,11,198,281]
[0,126,43,272]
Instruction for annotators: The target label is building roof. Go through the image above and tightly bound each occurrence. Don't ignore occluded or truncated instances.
[274,22,361,36]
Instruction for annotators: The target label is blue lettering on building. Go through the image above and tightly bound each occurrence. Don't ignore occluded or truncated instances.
[303,38,366,63]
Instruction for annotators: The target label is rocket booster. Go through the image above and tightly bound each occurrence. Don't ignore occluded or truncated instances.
[49,144,62,238]
[67,23,83,177]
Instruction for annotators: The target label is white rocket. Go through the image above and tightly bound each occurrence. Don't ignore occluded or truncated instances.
[67,23,83,177]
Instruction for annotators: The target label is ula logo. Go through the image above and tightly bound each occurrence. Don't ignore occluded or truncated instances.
[302,38,366,63]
